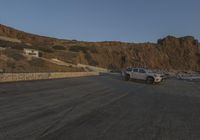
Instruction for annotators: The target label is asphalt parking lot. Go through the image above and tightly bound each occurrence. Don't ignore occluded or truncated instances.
[0,75,200,140]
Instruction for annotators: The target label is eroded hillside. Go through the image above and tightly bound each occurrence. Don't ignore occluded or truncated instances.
[0,24,200,72]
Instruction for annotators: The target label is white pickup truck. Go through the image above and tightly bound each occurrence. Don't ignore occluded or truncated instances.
[123,68,163,84]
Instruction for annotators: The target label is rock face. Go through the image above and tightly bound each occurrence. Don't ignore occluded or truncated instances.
[0,24,200,72]
[158,36,199,47]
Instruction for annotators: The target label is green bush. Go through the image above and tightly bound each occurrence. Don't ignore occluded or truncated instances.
[37,47,53,53]
[69,46,88,53]
[52,45,66,50]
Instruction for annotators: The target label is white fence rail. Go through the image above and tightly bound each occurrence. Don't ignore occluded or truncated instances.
[0,72,99,83]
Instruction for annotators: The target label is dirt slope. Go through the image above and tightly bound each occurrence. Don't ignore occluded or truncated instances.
[0,24,200,72]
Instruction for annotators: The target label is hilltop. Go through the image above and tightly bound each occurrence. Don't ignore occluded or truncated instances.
[0,24,200,72]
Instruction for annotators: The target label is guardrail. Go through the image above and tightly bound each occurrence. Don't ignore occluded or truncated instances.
[0,72,99,83]
[77,64,109,72]
[176,74,200,81]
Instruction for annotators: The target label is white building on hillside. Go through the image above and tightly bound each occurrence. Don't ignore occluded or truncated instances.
[24,48,40,57]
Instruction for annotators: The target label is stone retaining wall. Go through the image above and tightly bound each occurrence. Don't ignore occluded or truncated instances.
[0,72,99,83]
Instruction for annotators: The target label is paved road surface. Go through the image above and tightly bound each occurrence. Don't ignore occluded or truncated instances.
[0,75,200,140]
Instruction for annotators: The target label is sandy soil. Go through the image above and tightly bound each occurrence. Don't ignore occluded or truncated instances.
[0,75,200,140]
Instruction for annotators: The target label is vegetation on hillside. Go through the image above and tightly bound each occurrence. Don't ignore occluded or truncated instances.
[0,24,200,72]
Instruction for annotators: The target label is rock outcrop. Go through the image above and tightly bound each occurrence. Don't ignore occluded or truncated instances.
[158,36,199,47]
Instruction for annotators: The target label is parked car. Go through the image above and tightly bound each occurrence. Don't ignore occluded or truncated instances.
[123,68,163,84]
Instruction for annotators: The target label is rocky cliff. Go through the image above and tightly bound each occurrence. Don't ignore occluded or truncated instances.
[0,24,200,72]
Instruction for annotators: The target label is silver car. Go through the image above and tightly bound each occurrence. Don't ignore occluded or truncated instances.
[123,68,163,84]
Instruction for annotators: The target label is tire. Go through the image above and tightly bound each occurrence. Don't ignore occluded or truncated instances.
[146,77,154,84]
[124,74,130,81]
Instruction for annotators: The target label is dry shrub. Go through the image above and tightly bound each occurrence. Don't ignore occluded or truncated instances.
[28,58,45,67]
[52,45,66,50]
[5,49,24,61]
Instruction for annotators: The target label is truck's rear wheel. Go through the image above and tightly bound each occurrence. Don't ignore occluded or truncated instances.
[146,77,154,84]
[124,74,130,81]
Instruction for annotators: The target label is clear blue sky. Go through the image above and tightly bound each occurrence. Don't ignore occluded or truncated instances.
[0,0,200,42]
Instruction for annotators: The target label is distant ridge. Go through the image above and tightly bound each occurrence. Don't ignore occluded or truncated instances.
[0,23,200,72]
[0,24,60,45]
